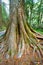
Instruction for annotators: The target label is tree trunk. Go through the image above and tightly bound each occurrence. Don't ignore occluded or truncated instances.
[0,0,3,27]
[0,0,43,64]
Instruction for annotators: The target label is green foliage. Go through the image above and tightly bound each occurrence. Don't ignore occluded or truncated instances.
[2,2,9,23]
[0,25,6,31]
[2,2,8,21]
[0,2,10,31]
[24,0,43,34]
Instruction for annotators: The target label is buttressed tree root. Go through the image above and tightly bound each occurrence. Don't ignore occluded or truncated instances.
[16,0,43,62]
[0,0,43,64]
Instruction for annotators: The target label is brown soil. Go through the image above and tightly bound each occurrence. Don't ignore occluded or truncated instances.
[0,46,43,65]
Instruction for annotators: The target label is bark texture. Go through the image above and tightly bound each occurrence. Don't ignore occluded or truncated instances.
[0,0,43,64]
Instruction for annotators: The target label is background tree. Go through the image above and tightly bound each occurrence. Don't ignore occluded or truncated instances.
[0,0,3,29]
[24,0,43,34]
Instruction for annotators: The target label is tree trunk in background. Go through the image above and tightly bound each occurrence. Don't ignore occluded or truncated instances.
[0,0,5,30]
[38,0,42,28]
[0,0,3,27]
[29,0,34,26]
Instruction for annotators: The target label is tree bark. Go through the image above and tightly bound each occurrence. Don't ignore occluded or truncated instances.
[0,0,43,62]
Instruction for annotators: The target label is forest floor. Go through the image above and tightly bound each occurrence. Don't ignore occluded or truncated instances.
[0,31,43,65]
[0,39,43,65]
[0,50,43,65]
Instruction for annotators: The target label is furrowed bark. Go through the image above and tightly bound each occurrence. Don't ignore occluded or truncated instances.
[17,0,43,59]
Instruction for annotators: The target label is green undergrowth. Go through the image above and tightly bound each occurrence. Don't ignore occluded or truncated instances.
[34,28,43,35]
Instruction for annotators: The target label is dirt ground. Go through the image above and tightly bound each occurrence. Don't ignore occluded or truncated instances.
[0,47,43,65]
[0,55,43,65]
[0,38,43,65]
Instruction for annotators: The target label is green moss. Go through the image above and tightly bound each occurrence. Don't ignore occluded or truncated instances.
[33,28,43,35]
[0,26,6,31]
[0,59,2,62]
